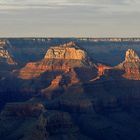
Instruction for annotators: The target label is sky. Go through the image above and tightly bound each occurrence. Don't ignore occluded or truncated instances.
[0,0,140,37]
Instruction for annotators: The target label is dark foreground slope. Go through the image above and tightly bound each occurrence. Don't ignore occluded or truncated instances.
[1,80,140,140]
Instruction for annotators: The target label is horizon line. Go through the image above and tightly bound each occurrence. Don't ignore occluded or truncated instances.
[1,37,140,39]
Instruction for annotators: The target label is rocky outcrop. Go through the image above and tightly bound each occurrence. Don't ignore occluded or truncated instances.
[125,49,139,62]
[43,75,63,91]
[90,64,112,81]
[16,42,98,100]
[41,75,64,99]
[0,40,6,46]
[96,64,112,77]
[116,49,140,80]
[18,42,95,80]
[0,40,17,65]
[41,69,80,99]
[44,41,87,60]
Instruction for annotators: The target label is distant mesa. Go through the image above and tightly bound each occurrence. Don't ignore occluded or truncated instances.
[18,42,95,80]
[116,49,140,80]
[44,41,87,60]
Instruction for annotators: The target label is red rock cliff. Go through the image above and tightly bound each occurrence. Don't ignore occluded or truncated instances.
[18,42,92,80]
[117,49,140,80]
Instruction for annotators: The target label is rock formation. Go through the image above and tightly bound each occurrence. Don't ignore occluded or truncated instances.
[125,49,139,62]
[41,75,64,99]
[0,40,17,65]
[44,41,86,60]
[16,42,98,99]
[18,42,96,80]
[41,68,80,99]
[90,63,112,81]
[116,49,140,80]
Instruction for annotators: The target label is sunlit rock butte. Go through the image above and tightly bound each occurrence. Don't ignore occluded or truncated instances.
[44,41,86,60]
[18,41,96,80]
[117,49,140,80]
[0,40,16,65]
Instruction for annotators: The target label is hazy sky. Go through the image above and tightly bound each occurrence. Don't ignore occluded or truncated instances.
[0,0,140,37]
